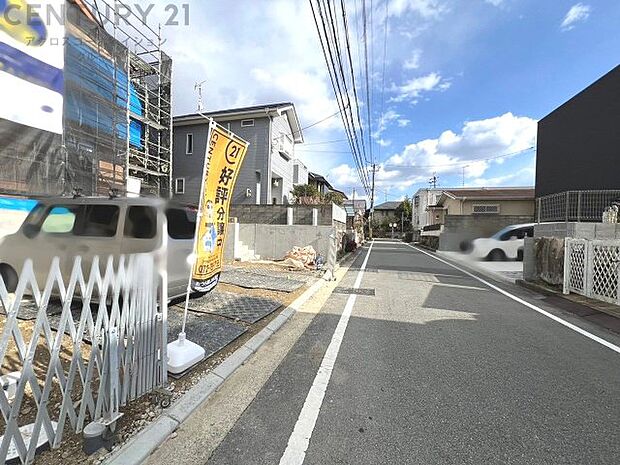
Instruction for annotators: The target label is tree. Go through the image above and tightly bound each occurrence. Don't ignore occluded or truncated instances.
[323,191,345,206]
[292,184,320,204]
[395,197,413,231]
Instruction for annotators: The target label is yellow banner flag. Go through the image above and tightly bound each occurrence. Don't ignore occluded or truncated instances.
[191,121,249,292]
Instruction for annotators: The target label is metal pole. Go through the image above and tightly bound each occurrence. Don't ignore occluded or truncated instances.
[181,118,215,335]
[369,163,376,240]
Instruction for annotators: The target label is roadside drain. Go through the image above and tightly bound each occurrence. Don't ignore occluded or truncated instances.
[333,287,376,296]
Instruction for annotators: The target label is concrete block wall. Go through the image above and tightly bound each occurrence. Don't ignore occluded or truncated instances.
[230,205,335,226]
[439,215,534,251]
[236,224,336,260]
[534,221,620,240]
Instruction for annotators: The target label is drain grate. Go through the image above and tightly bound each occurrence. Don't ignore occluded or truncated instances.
[333,287,376,296]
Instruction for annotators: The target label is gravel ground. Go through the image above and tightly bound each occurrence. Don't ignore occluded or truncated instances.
[28,269,313,465]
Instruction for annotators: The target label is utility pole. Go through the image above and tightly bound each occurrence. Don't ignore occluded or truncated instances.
[369,163,377,239]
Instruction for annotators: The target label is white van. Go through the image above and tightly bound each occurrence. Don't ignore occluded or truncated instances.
[0,196,196,300]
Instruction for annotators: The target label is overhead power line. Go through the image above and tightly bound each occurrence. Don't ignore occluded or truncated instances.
[309,0,372,196]
[300,139,348,146]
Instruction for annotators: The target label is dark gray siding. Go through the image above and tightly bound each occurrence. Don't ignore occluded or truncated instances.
[172,117,270,206]
[536,65,620,197]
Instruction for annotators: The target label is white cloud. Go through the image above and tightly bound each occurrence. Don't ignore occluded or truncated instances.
[470,167,536,187]
[332,113,537,194]
[390,72,451,104]
[403,50,422,70]
[398,119,411,127]
[373,110,402,138]
[561,3,591,31]
[484,0,505,6]
[157,1,338,132]
[389,0,448,19]
[377,139,392,147]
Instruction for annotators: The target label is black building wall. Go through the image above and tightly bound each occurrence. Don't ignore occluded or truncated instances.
[535,65,620,197]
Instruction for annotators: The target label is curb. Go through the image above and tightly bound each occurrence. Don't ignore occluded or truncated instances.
[515,279,560,296]
[104,277,327,465]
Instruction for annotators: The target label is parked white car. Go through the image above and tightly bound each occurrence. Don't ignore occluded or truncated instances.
[0,196,196,300]
[467,223,535,261]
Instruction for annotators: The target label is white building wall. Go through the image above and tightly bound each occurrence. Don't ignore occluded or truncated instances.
[413,188,444,230]
[270,114,296,204]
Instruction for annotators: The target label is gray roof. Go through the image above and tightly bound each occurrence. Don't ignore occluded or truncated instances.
[174,102,304,143]
[374,201,401,210]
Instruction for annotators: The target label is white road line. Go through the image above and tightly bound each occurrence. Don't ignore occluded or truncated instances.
[279,241,374,465]
[372,240,407,246]
[408,244,620,355]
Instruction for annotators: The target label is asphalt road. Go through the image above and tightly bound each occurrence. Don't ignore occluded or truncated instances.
[205,240,620,465]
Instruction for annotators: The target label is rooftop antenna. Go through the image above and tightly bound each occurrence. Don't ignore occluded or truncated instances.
[429,173,438,189]
[462,165,469,187]
[194,80,207,112]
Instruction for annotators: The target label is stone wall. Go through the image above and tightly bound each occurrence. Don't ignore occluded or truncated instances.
[533,237,565,286]
[525,222,620,286]
[438,215,535,251]
[230,204,336,226]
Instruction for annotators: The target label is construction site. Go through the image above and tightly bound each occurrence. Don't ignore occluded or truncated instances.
[0,0,173,198]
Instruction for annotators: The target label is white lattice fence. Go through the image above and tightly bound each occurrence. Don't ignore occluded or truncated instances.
[0,253,167,464]
[564,238,620,305]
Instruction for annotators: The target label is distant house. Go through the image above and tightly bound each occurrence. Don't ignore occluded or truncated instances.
[412,188,444,231]
[373,201,401,222]
[427,188,535,225]
[536,65,620,198]
[422,187,535,251]
[172,102,304,206]
[344,199,367,216]
[308,172,334,196]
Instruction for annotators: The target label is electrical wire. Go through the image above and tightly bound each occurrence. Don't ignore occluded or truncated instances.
[309,0,371,195]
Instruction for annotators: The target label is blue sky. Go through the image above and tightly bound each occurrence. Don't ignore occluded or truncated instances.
[159,0,620,201]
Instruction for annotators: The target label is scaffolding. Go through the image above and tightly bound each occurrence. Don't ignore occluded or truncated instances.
[78,0,173,197]
[0,0,172,198]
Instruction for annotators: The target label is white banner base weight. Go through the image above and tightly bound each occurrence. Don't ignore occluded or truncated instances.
[167,332,206,375]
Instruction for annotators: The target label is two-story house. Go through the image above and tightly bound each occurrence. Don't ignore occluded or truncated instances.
[172,102,304,206]
[412,188,445,231]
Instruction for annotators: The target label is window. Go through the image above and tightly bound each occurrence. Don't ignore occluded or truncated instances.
[124,206,157,239]
[175,178,185,194]
[240,119,254,127]
[185,133,193,154]
[41,207,76,234]
[166,208,196,240]
[472,204,500,214]
[73,205,119,237]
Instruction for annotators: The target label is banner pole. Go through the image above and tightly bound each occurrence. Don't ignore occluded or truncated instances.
[180,117,216,338]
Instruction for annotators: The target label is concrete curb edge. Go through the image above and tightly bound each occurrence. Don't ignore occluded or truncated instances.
[103,277,328,465]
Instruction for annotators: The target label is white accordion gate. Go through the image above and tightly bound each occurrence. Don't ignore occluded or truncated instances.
[0,253,168,464]
[564,238,620,305]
